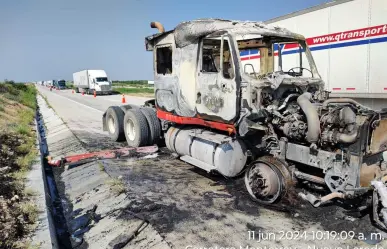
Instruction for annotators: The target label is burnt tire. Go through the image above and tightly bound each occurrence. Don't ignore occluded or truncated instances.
[123,109,150,147]
[244,156,289,205]
[140,107,161,145]
[106,106,125,142]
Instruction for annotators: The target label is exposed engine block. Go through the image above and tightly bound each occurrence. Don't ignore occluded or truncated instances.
[267,91,360,148]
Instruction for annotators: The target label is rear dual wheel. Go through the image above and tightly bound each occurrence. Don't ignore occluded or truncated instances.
[106,106,125,141]
[105,106,161,147]
[140,107,162,145]
[124,109,150,147]
[124,108,161,147]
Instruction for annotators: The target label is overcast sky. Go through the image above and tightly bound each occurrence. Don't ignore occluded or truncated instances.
[0,0,329,82]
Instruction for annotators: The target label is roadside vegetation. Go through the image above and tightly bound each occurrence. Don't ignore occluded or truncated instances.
[65,81,74,89]
[64,80,155,97]
[112,80,154,97]
[0,81,39,248]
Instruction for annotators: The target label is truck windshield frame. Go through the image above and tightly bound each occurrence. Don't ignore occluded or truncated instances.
[234,34,320,79]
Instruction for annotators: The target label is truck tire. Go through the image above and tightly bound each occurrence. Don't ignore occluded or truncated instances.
[75,87,80,93]
[123,109,149,147]
[140,107,161,145]
[106,106,125,142]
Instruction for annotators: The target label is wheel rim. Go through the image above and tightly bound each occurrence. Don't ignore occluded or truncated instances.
[107,116,115,134]
[126,119,136,141]
[245,162,282,204]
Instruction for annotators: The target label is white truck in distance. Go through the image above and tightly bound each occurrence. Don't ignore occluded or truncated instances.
[73,70,112,95]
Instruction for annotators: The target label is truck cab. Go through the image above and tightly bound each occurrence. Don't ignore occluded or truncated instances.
[54,79,66,90]
[88,70,112,94]
[73,70,112,94]
[104,19,387,230]
[145,19,323,128]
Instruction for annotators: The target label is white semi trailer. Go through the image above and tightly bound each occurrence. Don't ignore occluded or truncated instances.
[73,70,112,95]
[240,0,387,110]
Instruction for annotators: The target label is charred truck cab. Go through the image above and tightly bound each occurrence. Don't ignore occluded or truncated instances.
[103,19,387,229]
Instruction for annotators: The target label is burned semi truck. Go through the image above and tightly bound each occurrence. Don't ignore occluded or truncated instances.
[102,19,387,229]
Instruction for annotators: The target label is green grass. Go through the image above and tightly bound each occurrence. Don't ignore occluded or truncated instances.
[19,202,38,223]
[40,94,53,109]
[65,81,75,89]
[0,81,38,248]
[98,162,105,172]
[15,124,30,136]
[114,87,154,94]
[16,139,35,154]
[0,83,37,109]
[24,188,38,197]
[112,80,154,89]
[16,151,37,171]
[107,178,126,195]
[112,80,148,85]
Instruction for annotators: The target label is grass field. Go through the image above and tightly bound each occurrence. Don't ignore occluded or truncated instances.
[66,80,154,96]
[0,82,39,248]
[113,87,154,97]
[112,80,154,97]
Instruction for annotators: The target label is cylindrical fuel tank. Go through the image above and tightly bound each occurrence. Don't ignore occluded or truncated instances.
[165,126,247,177]
[214,140,247,177]
[174,128,193,156]
[191,138,217,165]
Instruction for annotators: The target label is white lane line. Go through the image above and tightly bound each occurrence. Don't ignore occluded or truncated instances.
[41,89,104,114]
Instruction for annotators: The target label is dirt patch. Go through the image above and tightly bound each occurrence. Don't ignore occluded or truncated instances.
[98,150,384,247]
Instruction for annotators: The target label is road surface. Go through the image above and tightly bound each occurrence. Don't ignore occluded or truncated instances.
[37,85,386,248]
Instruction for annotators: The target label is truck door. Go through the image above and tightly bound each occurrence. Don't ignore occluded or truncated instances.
[196,35,238,123]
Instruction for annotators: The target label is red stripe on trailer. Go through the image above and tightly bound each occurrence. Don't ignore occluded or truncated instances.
[157,109,236,134]
[346,88,356,90]
[249,55,261,60]
[283,43,299,49]
[332,88,342,90]
[384,88,387,90]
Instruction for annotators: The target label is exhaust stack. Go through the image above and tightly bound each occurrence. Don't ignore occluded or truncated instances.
[150,22,165,33]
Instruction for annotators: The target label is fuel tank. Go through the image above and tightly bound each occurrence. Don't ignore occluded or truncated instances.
[165,126,247,177]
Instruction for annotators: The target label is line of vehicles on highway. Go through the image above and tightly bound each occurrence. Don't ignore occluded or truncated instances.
[37,79,66,90]
[36,69,113,94]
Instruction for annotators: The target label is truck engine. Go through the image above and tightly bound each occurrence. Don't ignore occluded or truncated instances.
[243,83,387,227]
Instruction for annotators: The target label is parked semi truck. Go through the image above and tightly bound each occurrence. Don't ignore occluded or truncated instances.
[45,80,53,87]
[54,79,66,90]
[73,70,112,94]
[250,0,387,110]
[102,19,387,229]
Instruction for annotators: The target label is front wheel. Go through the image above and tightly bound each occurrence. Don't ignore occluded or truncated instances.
[244,157,287,204]
[123,109,150,147]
